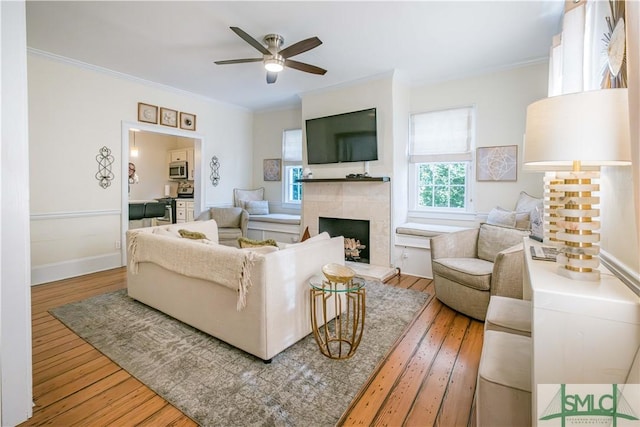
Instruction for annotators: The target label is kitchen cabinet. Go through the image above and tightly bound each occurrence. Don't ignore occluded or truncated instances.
[187,148,194,181]
[170,149,187,162]
[176,199,194,223]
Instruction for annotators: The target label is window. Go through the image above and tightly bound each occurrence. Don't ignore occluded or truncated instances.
[282,129,303,205]
[409,106,475,212]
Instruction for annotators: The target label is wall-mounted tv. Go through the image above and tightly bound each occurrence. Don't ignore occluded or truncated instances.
[305,108,378,165]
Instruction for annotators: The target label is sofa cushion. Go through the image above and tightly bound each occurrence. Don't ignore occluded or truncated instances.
[240,245,279,255]
[477,223,529,263]
[245,200,269,215]
[432,257,493,291]
[283,231,331,249]
[210,207,242,228]
[233,188,264,208]
[487,207,530,230]
[153,227,181,238]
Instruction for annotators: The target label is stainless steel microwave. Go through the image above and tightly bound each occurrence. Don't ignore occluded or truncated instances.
[169,161,188,179]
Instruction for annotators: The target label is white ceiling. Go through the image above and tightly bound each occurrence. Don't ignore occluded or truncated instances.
[26,1,564,111]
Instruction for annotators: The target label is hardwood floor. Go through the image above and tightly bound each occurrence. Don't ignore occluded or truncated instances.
[21,267,482,426]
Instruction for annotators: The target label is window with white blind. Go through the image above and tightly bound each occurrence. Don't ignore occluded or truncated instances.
[409,106,475,212]
[282,129,303,205]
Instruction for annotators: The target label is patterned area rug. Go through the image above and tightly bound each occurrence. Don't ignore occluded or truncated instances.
[50,280,428,426]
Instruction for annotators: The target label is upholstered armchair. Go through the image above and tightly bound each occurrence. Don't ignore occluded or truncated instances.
[197,207,249,247]
[430,223,529,321]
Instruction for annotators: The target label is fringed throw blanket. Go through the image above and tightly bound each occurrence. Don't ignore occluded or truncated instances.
[128,233,255,310]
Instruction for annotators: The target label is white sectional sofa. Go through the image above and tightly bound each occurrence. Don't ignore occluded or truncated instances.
[126,220,344,361]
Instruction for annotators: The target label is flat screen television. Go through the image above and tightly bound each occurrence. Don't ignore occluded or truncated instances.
[305,108,378,164]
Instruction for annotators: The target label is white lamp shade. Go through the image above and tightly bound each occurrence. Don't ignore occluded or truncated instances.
[523,88,631,170]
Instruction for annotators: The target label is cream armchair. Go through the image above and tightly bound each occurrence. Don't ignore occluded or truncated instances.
[197,207,248,247]
[430,223,529,321]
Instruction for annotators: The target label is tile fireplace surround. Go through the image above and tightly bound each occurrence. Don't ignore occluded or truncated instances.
[302,179,391,267]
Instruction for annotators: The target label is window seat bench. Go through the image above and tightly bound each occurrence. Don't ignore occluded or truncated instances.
[394,222,470,278]
[247,213,301,244]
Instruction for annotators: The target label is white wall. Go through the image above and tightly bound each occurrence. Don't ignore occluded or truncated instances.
[28,52,253,284]
[252,107,302,213]
[301,74,395,179]
[409,62,549,221]
[1,1,33,424]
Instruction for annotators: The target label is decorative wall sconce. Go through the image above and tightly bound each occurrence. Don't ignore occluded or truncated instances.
[96,146,115,189]
[210,156,220,186]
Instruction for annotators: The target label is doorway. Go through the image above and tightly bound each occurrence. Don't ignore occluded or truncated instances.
[120,121,205,265]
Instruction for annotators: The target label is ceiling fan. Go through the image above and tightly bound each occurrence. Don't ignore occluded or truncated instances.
[215,27,327,84]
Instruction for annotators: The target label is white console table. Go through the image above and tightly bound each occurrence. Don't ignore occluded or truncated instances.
[524,238,640,423]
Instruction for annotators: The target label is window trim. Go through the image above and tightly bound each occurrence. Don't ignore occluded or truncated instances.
[281,128,303,208]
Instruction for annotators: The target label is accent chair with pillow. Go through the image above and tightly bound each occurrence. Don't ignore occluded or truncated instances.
[430,223,530,321]
[197,207,249,247]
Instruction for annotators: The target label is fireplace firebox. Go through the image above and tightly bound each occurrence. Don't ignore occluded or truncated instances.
[319,217,370,264]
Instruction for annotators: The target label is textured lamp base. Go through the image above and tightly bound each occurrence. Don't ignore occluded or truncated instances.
[551,170,601,282]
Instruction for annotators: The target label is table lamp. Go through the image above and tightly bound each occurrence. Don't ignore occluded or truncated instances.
[523,88,631,281]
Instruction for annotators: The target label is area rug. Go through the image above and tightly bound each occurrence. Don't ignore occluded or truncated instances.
[50,280,428,427]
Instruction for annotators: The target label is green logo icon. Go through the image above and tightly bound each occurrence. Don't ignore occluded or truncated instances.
[540,384,639,426]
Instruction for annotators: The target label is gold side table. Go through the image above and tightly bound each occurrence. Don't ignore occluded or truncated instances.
[309,263,366,360]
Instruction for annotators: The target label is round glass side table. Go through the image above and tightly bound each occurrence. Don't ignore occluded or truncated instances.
[309,268,366,360]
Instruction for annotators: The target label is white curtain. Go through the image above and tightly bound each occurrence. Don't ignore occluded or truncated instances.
[409,107,473,163]
[627,2,640,250]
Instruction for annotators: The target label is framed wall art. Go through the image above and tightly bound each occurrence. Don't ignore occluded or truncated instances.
[138,103,158,124]
[476,145,518,182]
[160,107,178,127]
[263,159,281,181]
[180,112,197,131]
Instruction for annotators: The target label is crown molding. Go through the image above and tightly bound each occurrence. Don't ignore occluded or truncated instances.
[27,47,250,111]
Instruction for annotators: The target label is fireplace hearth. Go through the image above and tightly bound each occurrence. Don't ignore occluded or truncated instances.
[319,217,370,264]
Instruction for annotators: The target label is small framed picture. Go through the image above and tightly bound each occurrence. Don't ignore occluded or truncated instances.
[160,107,178,127]
[263,159,281,181]
[180,112,197,131]
[138,103,158,124]
[476,145,518,181]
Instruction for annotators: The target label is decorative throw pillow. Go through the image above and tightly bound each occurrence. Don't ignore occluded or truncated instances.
[237,237,278,248]
[178,229,208,240]
[233,188,265,208]
[245,200,269,215]
[486,207,517,228]
[514,212,531,230]
[515,191,543,215]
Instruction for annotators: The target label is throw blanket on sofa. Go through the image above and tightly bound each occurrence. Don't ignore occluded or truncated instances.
[128,232,255,310]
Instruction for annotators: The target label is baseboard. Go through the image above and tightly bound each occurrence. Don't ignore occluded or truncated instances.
[31,252,123,286]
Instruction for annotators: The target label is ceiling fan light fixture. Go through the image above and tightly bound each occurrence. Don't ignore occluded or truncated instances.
[264,57,284,72]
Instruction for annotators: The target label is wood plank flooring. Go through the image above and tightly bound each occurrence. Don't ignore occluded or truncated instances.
[20,267,483,426]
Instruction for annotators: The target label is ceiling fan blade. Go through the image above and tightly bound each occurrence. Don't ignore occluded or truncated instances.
[285,59,327,75]
[214,58,263,65]
[279,37,322,59]
[230,26,271,55]
[266,71,278,84]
